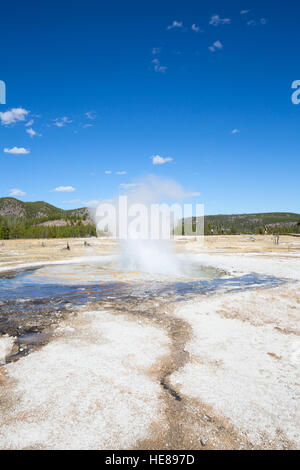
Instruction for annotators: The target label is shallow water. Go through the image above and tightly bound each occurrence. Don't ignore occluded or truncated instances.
[0,259,284,359]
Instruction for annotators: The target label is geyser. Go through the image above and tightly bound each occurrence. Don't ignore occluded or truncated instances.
[118,239,181,276]
[91,175,201,275]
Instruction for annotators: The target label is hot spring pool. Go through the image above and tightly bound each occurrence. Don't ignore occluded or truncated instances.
[0,256,284,361]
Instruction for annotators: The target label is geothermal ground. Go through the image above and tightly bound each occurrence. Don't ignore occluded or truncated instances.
[0,235,299,450]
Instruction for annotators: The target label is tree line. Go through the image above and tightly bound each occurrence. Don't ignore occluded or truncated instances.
[174,219,300,236]
[0,216,96,239]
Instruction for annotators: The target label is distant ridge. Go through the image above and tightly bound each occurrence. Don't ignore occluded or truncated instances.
[182,212,300,235]
[0,197,88,219]
[0,197,299,237]
[0,197,95,239]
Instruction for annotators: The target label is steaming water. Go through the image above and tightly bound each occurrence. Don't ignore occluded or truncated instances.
[118,240,182,276]
[0,254,284,352]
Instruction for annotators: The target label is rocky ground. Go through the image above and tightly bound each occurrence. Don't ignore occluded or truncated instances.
[0,235,299,449]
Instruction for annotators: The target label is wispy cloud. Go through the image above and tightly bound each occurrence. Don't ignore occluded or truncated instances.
[246,18,267,26]
[83,199,101,207]
[120,175,200,201]
[25,119,34,127]
[85,111,97,120]
[4,146,30,155]
[53,116,72,127]
[231,129,240,134]
[26,127,41,138]
[105,170,112,174]
[152,155,173,165]
[191,24,201,32]
[167,20,183,30]
[116,171,127,175]
[63,198,101,207]
[0,107,29,126]
[240,10,250,15]
[9,188,26,197]
[209,15,231,26]
[208,40,223,52]
[152,58,167,73]
[53,186,75,192]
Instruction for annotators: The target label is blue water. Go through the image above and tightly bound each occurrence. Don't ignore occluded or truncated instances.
[0,264,285,339]
[0,266,284,302]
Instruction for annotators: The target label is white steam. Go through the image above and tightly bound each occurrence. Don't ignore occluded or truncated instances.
[91,175,200,275]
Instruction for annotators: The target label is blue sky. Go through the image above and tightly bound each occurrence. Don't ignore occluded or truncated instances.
[0,0,299,215]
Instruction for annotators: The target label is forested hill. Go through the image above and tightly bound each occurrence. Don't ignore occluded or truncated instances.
[0,197,88,219]
[0,197,95,239]
[181,212,300,235]
[0,197,300,238]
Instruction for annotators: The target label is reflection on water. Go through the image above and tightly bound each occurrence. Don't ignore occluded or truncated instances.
[0,260,284,342]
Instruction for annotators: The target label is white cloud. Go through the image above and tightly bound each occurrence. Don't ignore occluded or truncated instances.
[240,10,250,15]
[53,186,75,192]
[26,128,36,137]
[208,40,223,52]
[152,155,173,165]
[243,13,266,26]
[83,199,102,207]
[152,58,167,73]
[120,175,200,202]
[0,107,29,126]
[85,111,97,120]
[63,198,103,207]
[116,171,127,175]
[209,15,231,26]
[191,24,201,32]
[4,146,30,155]
[214,40,223,49]
[26,127,41,138]
[53,116,72,127]
[167,21,183,30]
[25,119,34,127]
[231,129,240,134]
[105,170,112,174]
[9,188,26,197]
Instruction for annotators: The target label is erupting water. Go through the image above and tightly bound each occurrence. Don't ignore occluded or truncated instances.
[118,239,180,275]
[91,175,200,275]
